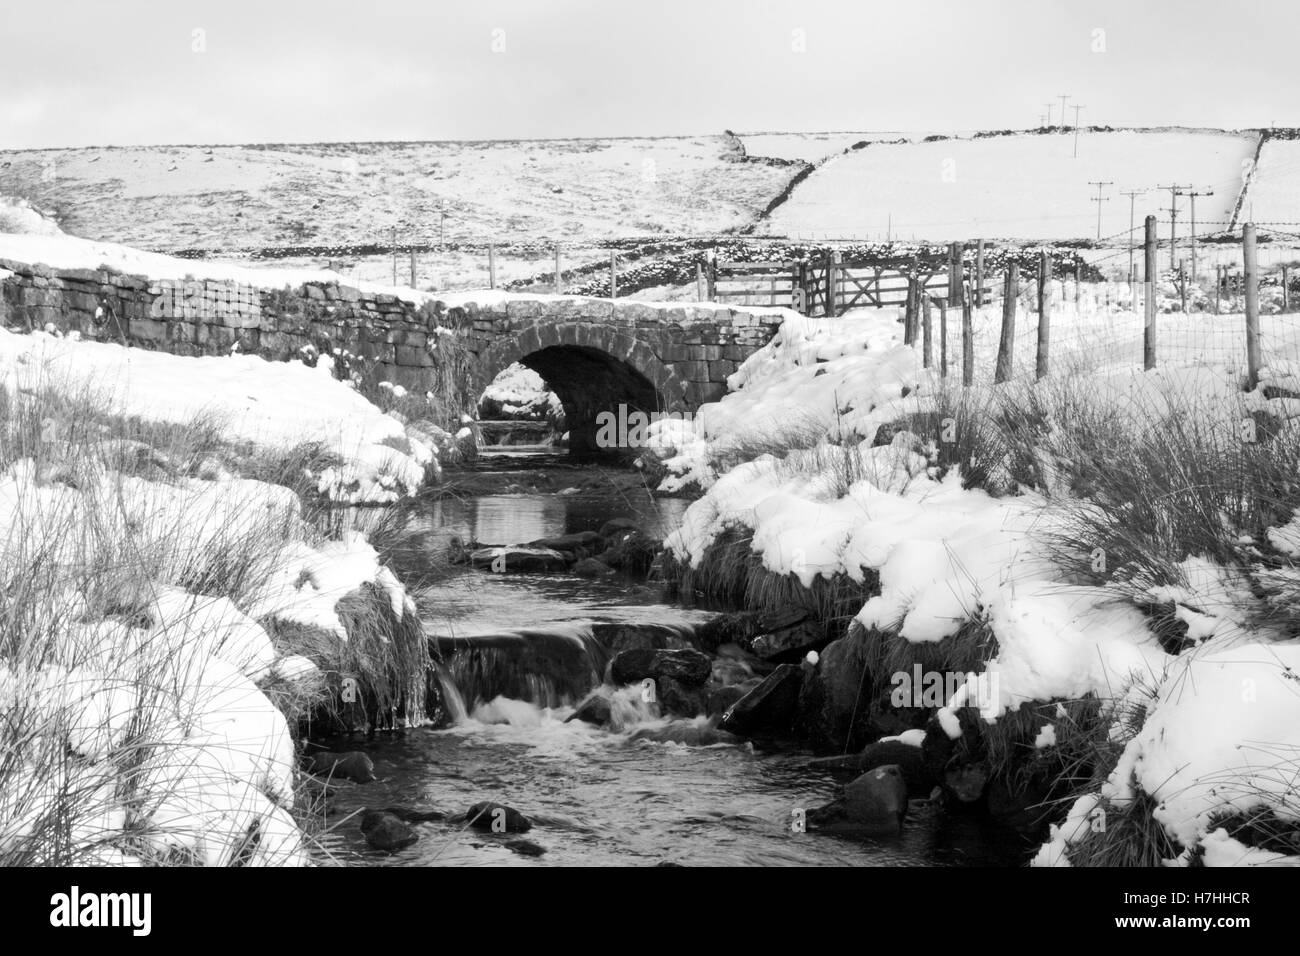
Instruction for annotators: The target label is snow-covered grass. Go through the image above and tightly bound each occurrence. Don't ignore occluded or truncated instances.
[0,343,433,865]
[654,290,1300,866]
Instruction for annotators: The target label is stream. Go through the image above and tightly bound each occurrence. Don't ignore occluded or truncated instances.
[313,452,1021,866]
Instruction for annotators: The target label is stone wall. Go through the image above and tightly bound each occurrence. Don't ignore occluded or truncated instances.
[0,256,786,452]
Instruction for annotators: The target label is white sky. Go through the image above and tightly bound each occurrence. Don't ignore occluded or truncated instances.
[2,0,1297,148]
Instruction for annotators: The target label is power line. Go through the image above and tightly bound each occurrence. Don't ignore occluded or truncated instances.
[1185,188,1214,282]
[1119,188,1147,280]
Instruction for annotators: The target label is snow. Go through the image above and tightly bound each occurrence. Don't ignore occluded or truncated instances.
[1103,642,1300,853]
[1246,137,1300,223]
[762,130,1255,241]
[0,326,432,503]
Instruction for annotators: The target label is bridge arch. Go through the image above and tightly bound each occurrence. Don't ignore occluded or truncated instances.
[475,321,692,457]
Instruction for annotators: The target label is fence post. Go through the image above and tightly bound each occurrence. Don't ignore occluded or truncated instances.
[904,273,917,345]
[1214,264,1221,314]
[488,244,497,290]
[995,264,1017,383]
[939,298,948,378]
[1178,262,1187,313]
[1036,251,1050,380]
[948,242,962,302]
[825,251,839,317]
[610,251,617,298]
[409,248,417,289]
[709,249,718,301]
[1285,265,1291,313]
[922,294,933,368]
[554,244,563,295]
[696,260,706,301]
[1244,223,1261,389]
[1144,215,1157,370]
[962,279,974,386]
[975,239,985,307]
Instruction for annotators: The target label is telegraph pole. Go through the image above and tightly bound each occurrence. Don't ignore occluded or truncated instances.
[1158,184,1190,270]
[1071,104,1085,157]
[1044,102,1054,127]
[1089,181,1112,240]
[1058,94,1071,132]
[1185,188,1213,282]
[1120,189,1146,283]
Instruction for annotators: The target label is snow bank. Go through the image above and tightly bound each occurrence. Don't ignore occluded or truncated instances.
[0,327,432,503]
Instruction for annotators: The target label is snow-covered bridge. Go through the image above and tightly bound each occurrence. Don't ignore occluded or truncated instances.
[0,251,786,456]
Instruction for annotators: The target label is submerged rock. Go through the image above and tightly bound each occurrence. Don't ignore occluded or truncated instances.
[807,739,936,795]
[566,692,613,726]
[468,546,568,573]
[808,765,909,835]
[465,802,532,833]
[629,720,741,747]
[719,663,802,737]
[382,805,447,823]
[305,751,376,783]
[360,810,419,852]
[572,557,615,578]
[504,838,547,857]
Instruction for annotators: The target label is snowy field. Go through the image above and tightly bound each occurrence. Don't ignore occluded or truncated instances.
[1246,137,1300,223]
[736,131,921,163]
[0,137,794,254]
[761,130,1257,241]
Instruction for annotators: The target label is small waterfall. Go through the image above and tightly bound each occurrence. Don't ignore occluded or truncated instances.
[433,624,611,713]
[430,662,469,724]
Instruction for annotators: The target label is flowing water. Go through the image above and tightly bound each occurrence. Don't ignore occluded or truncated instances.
[315,452,1022,867]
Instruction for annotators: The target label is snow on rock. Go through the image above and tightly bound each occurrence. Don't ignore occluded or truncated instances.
[244,530,414,639]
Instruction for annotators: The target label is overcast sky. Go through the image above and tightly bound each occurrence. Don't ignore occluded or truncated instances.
[2,0,1297,148]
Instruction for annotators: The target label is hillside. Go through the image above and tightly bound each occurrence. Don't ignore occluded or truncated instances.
[0,136,794,254]
[760,129,1260,242]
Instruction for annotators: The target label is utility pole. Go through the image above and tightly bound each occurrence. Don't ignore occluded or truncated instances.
[1120,189,1146,283]
[1186,188,1213,282]
[1158,184,1191,271]
[1071,104,1085,157]
[1089,181,1112,240]
[1044,102,1054,127]
[1058,94,1071,131]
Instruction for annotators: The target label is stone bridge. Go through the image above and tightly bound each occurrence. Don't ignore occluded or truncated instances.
[0,258,787,456]
[453,296,785,454]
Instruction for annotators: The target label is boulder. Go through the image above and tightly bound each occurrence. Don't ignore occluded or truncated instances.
[656,676,710,717]
[756,604,811,633]
[693,611,762,654]
[590,622,691,654]
[468,546,568,573]
[718,663,802,737]
[465,802,532,833]
[706,684,749,717]
[360,810,418,852]
[808,765,909,835]
[566,692,613,726]
[609,647,712,687]
[629,721,741,747]
[752,620,829,663]
[306,751,375,783]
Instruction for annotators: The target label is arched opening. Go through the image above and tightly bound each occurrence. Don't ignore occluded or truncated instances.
[518,345,663,458]
[477,363,565,450]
